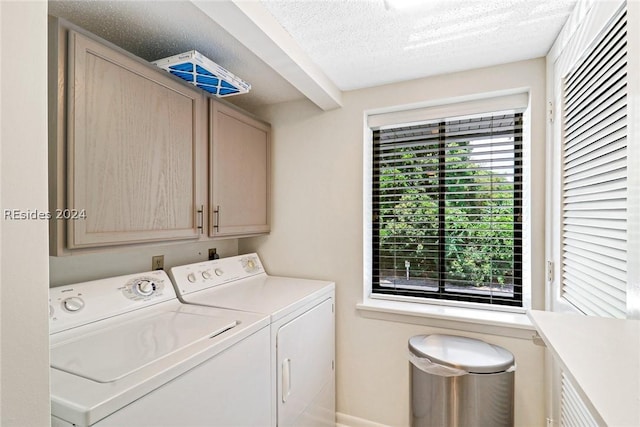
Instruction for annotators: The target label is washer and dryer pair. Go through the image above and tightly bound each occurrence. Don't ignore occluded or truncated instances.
[49,253,335,427]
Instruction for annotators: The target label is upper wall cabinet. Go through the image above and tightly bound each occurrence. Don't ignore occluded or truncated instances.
[209,100,271,237]
[49,19,207,254]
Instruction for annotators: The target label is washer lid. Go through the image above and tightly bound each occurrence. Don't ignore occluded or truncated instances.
[182,275,335,321]
[51,311,236,383]
[408,334,515,374]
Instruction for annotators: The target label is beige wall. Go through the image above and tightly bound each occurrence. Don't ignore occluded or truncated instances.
[49,239,239,287]
[241,58,547,426]
[0,1,51,425]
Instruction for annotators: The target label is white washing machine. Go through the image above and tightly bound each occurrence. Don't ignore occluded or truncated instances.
[169,253,335,427]
[49,269,271,427]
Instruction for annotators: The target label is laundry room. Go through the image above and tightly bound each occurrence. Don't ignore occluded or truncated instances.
[1,1,639,426]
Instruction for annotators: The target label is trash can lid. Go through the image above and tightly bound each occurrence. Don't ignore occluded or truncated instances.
[408,334,515,374]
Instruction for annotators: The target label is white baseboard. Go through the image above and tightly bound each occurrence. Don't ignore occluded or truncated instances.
[336,412,391,427]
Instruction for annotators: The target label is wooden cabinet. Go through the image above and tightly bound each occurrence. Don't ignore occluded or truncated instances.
[50,21,206,254]
[209,101,270,237]
[49,18,271,255]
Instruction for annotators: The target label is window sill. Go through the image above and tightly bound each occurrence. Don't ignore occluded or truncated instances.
[357,297,537,340]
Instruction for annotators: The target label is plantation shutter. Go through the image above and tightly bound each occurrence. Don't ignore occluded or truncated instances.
[372,111,524,307]
[560,372,599,427]
[561,8,627,318]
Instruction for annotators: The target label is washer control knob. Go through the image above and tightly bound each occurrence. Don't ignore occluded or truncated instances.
[214,268,224,277]
[202,270,212,279]
[187,273,197,283]
[242,256,259,273]
[63,297,85,312]
[136,280,156,296]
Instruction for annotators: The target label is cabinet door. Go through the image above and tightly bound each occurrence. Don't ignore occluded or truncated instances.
[66,31,204,248]
[210,101,270,237]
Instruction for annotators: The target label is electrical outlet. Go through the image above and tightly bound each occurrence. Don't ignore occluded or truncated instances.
[152,255,164,271]
[208,248,219,260]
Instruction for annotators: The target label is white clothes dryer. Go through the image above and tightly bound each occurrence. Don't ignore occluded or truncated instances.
[49,269,271,427]
[170,253,335,427]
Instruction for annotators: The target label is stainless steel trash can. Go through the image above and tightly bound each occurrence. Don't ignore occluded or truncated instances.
[409,334,515,427]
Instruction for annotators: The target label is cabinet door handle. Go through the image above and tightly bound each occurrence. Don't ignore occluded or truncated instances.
[197,205,204,234]
[213,205,220,231]
[282,358,291,403]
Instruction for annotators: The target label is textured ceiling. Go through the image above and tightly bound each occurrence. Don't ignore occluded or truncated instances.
[48,0,576,111]
[261,0,577,91]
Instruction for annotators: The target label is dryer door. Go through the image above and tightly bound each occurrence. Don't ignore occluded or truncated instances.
[277,297,335,426]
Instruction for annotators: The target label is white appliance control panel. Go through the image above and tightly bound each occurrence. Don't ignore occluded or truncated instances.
[170,253,265,295]
[49,270,175,334]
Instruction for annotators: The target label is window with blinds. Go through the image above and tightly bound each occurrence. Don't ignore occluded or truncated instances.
[372,111,524,307]
[561,7,627,318]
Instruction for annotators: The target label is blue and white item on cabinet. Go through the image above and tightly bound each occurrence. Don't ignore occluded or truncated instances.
[152,50,251,97]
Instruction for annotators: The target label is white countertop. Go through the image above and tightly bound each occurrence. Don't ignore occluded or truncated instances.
[528,310,640,426]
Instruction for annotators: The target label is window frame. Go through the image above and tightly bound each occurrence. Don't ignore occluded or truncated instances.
[370,112,524,307]
[363,93,532,314]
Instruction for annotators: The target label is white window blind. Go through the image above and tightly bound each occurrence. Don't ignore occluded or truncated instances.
[372,111,524,307]
[561,7,627,318]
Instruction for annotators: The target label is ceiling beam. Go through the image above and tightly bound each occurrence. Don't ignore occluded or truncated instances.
[191,0,342,111]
